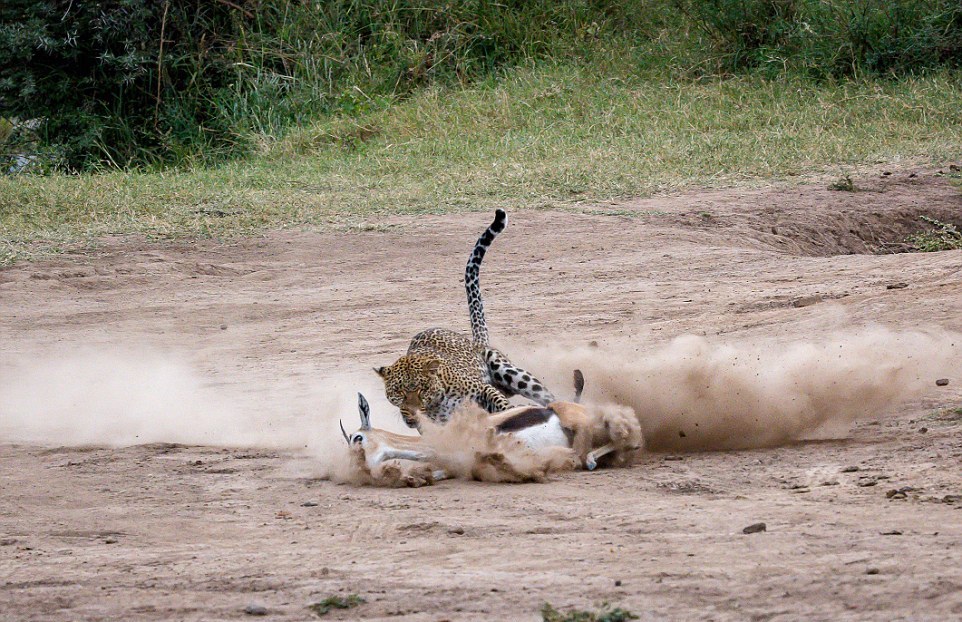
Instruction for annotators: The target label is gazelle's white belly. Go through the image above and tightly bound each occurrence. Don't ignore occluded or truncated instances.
[510,415,570,450]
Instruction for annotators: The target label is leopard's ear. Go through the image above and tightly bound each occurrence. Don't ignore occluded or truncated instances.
[423,359,441,376]
[374,366,388,378]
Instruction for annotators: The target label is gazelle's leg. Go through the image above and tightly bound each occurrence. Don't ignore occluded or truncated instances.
[431,469,449,482]
[370,448,432,465]
[585,443,617,471]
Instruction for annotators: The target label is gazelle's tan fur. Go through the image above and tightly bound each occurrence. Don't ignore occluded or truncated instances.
[341,372,643,487]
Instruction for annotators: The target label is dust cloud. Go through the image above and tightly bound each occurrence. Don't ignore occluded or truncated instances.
[0,346,385,478]
[529,327,960,451]
[1,327,958,482]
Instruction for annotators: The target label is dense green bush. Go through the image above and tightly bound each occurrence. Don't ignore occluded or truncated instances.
[1,0,960,171]
[0,0,670,170]
[0,0,257,170]
[678,0,962,77]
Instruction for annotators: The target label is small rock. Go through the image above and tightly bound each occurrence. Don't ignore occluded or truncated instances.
[882,171,892,176]
[857,478,878,487]
[244,604,268,616]
[950,164,960,172]
[942,495,961,504]
[664,455,684,461]
[0,538,17,546]
[792,295,822,308]
[589,340,599,347]
[919,427,928,434]
[448,526,465,535]
[886,283,908,290]
[841,466,860,473]
[821,480,839,487]
[881,530,903,536]
[320,567,330,575]
[935,378,949,387]
[743,522,767,535]
[614,579,623,587]
[791,488,811,494]
[220,324,228,330]
[886,490,907,500]
[866,568,880,575]
[909,172,917,178]
[301,501,318,507]
[104,538,118,544]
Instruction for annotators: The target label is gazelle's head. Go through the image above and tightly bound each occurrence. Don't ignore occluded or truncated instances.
[340,392,374,448]
[340,393,439,482]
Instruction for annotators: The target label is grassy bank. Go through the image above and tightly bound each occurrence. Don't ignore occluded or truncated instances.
[3,65,961,263]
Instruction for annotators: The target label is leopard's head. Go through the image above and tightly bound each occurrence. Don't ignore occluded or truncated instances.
[375,354,444,430]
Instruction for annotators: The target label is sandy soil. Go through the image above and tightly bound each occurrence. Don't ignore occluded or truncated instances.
[2,170,961,621]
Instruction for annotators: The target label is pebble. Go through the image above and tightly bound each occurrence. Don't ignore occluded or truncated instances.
[935,378,949,387]
[615,580,623,587]
[841,466,860,473]
[742,522,767,535]
[104,538,118,544]
[886,282,908,290]
[244,604,268,616]
[792,295,822,308]
[301,501,318,507]
[866,568,880,575]
[918,427,928,433]
[448,526,465,535]
[857,478,878,487]
[881,530,903,536]
[220,324,228,330]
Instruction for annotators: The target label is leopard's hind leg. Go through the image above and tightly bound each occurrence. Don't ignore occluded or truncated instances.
[484,349,556,406]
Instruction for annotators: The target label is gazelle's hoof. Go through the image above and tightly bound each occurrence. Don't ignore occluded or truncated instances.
[585,458,598,471]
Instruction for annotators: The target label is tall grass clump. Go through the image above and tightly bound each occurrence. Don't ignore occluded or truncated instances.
[678,0,962,77]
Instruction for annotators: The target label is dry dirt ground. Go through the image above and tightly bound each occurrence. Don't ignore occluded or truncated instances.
[2,170,961,621]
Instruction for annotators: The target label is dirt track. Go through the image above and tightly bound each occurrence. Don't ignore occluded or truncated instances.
[2,170,961,621]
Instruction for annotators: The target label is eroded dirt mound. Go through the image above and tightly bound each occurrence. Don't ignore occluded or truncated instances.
[607,169,962,256]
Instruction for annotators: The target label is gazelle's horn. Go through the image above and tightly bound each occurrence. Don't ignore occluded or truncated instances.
[573,369,585,403]
[339,420,350,444]
[358,392,371,430]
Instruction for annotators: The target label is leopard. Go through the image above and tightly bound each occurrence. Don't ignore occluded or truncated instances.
[375,209,556,429]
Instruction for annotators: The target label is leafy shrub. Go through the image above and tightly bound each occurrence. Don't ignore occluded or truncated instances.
[0,0,672,170]
[0,0,257,170]
[907,215,962,251]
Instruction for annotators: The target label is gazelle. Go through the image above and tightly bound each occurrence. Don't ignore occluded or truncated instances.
[340,372,643,486]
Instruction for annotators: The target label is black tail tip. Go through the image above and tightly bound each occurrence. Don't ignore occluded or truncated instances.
[492,208,507,231]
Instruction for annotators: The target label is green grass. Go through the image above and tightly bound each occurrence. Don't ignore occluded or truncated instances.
[306,594,365,617]
[542,602,639,622]
[3,65,962,264]
[907,215,962,251]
